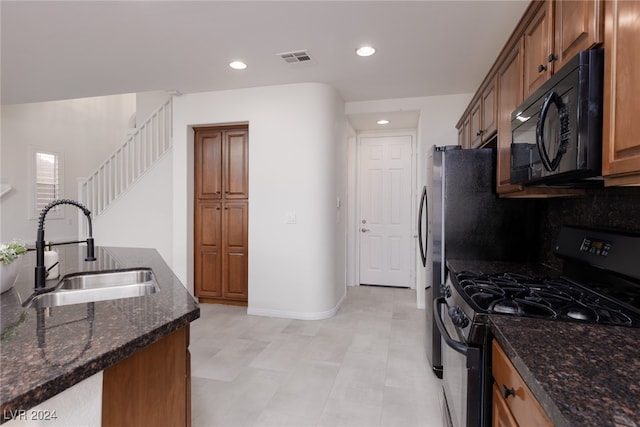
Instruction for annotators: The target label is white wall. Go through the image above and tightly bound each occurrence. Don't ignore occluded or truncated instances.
[173,83,348,319]
[0,95,136,243]
[92,152,174,266]
[4,372,102,427]
[345,93,473,308]
[135,90,171,125]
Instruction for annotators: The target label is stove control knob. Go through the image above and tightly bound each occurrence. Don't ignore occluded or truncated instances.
[439,283,452,298]
[448,307,469,328]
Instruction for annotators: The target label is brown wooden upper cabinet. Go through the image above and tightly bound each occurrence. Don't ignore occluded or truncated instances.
[554,0,604,70]
[524,0,603,98]
[523,1,554,97]
[456,0,603,197]
[458,114,472,149]
[602,0,640,185]
[195,128,248,200]
[457,75,497,149]
[496,41,525,195]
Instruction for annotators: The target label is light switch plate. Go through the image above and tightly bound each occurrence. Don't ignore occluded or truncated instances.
[286,212,297,224]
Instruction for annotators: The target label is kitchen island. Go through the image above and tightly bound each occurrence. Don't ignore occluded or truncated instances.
[0,246,199,425]
[490,315,640,427]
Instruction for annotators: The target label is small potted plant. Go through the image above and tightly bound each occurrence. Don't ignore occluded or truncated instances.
[0,240,27,294]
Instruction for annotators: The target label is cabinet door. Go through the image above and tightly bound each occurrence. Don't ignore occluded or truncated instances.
[224,129,249,199]
[461,115,472,149]
[194,202,222,297]
[481,75,498,142]
[492,341,553,427]
[523,1,553,98]
[470,99,483,148]
[554,0,603,70]
[103,327,189,427]
[602,0,640,184]
[496,40,524,195]
[457,125,466,148]
[195,130,223,200]
[493,384,518,427]
[222,202,248,300]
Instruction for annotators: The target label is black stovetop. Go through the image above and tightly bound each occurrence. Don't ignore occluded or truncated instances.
[454,271,640,328]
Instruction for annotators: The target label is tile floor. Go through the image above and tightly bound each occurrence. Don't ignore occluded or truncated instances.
[190,285,445,427]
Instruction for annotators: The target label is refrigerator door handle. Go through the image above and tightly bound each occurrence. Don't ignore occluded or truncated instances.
[418,186,428,267]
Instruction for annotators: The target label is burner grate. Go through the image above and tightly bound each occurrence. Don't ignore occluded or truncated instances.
[454,272,640,327]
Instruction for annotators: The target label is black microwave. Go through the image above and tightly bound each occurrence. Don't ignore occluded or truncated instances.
[511,48,604,185]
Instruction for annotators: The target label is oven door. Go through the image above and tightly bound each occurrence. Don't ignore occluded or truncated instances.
[434,297,482,427]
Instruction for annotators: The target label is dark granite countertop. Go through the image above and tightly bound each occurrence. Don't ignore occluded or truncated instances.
[491,316,640,427]
[0,246,200,422]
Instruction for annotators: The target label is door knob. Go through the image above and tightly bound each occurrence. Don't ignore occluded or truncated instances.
[361,228,370,233]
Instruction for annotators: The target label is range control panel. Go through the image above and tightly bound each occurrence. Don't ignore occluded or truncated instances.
[580,237,612,257]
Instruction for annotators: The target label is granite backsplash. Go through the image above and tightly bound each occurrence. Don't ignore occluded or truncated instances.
[538,186,640,269]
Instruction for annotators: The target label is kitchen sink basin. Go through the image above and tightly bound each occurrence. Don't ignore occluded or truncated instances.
[24,268,159,309]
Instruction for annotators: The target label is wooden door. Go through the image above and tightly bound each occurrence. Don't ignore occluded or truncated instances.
[224,129,249,199]
[493,384,518,427]
[470,99,482,148]
[554,0,603,70]
[103,327,189,427]
[194,125,249,304]
[461,115,471,149]
[523,1,553,98]
[481,75,498,142]
[496,40,525,195]
[222,201,248,300]
[194,202,222,297]
[602,0,640,185]
[195,130,223,199]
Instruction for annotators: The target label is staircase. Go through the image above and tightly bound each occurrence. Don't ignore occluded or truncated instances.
[78,98,172,217]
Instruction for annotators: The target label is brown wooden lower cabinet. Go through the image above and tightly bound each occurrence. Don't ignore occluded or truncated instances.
[102,326,191,427]
[195,201,248,305]
[492,340,552,427]
[493,383,518,427]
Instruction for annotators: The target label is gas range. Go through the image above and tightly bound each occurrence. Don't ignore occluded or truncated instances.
[444,226,640,344]
[436,226,640,427]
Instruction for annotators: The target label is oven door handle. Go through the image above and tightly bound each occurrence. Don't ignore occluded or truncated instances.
[433,297,469,356]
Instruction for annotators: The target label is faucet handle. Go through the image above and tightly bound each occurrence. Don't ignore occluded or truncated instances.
[85,238,96,261]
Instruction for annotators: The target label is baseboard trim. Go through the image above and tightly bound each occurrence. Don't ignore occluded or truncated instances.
[247,292,346,320]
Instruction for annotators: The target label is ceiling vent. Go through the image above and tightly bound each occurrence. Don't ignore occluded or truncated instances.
[277,50,314,64]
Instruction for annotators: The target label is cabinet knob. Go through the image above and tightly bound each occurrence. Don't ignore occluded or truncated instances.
[548,53,557,63]
[216,207,221,211]
[538,64,547,73]
[501,384,516,399]
[476,130,484,136]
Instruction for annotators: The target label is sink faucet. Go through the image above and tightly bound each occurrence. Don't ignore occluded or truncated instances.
[35,199,96,290]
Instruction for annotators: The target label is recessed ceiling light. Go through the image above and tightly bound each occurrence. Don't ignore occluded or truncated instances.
[229,61,247,70]
[356,46,376,57]
[377,119,389,125]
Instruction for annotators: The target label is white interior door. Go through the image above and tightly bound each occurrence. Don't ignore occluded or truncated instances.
[358,134,413,287]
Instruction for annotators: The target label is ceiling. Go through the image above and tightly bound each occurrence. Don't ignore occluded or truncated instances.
[1,1,529,128]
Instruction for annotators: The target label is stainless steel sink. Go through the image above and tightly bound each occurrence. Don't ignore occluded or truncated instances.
[24,269,159,309]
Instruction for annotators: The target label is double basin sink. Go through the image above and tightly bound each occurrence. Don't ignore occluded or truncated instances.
[24,268,159,309]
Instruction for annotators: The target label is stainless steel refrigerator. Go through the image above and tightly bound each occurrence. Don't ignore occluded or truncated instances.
[420,146,538,378]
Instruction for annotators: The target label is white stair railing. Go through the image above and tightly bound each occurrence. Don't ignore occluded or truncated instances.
[78,98,172,217]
